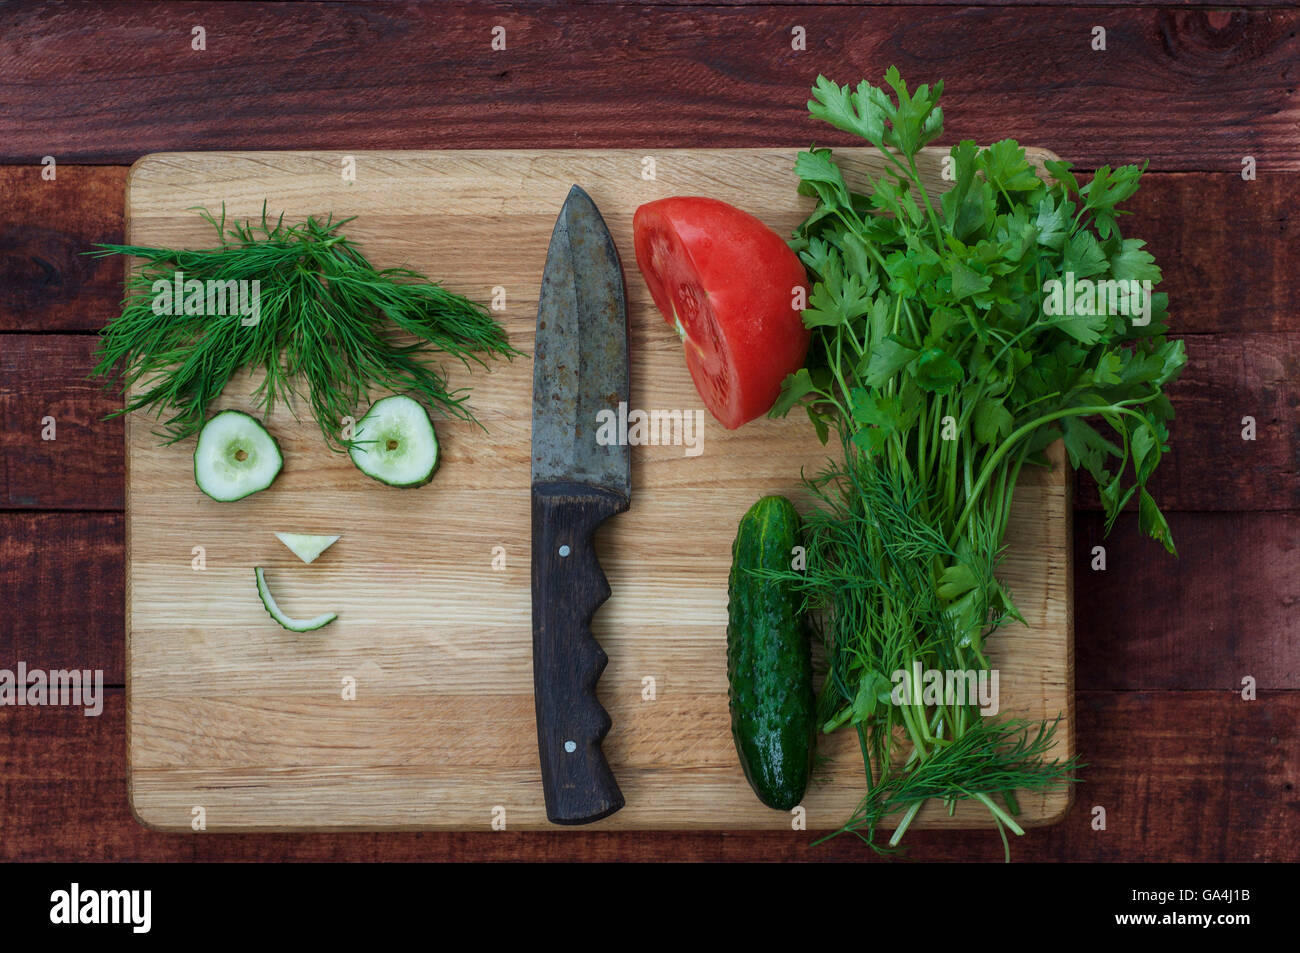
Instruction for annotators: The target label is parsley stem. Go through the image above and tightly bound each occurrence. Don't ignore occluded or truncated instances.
[952,401,1155,546]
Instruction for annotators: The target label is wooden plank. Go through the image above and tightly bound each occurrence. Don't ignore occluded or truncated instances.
[122,149,1070,831]
[1120,173,1300,334]
[1076,332,1300,512]
[1075,511,1300,691]
[0,513,124,681]
[4,168,1295,335]
[0,336,124,510]
[0,5,1295,169]
[0,166,126,332]
[2,690,1293,860]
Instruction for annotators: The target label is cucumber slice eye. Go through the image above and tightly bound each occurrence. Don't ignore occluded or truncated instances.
[254,567,338,632]
[347,395,440,488]
[194,410,283,502]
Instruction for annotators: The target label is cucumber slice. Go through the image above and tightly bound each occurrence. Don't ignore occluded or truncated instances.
[194,410,283,502]
[275,532,340,564]
[347,395,439,487]
[254,567,337,632]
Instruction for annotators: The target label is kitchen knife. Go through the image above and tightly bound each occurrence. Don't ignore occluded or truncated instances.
[530,185,631,825]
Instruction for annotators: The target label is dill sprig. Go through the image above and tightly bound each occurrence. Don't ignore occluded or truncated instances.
[762,446,1081,856]
[90,204,519,448]
[823,716,1080,860]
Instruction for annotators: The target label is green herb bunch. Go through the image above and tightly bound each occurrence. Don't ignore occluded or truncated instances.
[768,69,1186,854]
[92,206,517,448]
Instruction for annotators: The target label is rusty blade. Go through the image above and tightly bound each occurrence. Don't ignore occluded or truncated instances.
[530,185,630,499]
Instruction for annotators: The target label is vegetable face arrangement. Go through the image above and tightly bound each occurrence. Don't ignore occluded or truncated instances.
[759,69,1186,853]
[93,206,515,630]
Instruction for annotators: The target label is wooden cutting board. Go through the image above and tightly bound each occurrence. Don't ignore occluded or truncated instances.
[124,149,1073,832]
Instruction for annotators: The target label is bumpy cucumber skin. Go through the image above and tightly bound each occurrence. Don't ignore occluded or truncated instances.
[727,495,815,811]
[193,410,283,503]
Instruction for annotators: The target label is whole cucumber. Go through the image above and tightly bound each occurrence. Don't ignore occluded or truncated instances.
[727,494,815,810]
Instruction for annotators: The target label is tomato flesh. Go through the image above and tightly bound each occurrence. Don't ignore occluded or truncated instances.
[633,197,810,430]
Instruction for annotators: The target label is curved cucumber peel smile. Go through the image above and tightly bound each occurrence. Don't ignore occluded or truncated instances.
[254,567,338,632]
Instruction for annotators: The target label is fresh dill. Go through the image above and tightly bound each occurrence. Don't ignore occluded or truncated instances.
[90,205,518,448]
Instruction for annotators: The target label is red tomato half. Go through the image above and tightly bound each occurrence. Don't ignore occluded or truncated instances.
[632,197,810,430]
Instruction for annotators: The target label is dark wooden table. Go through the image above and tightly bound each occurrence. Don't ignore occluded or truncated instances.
[1,1,1296,862]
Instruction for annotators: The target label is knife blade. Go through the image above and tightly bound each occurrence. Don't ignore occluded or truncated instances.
[530,184,631,825]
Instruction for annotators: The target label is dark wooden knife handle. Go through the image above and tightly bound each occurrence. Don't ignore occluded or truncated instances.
[531,481,629,824]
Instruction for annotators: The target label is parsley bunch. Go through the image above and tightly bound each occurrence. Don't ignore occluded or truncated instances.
[768,69,1186,854]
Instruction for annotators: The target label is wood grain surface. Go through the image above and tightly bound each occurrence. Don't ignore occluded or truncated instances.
[1,5,1296,170]
[7,169,1296,513]
[122,149,1070,832]
[1,0,1295,861]
[4,690,1294,862]
[7,507,1295,696]
[7,168,1297,337]
[7,327,1295,514]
